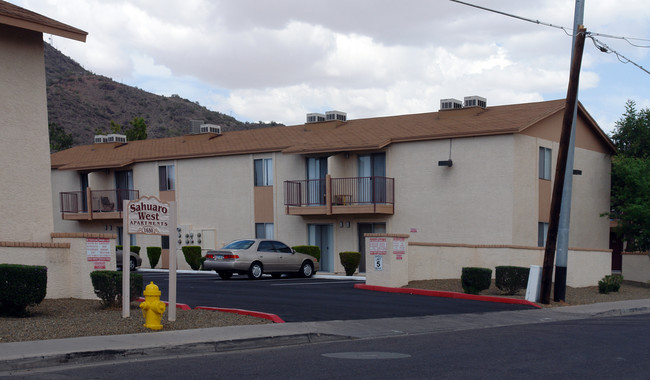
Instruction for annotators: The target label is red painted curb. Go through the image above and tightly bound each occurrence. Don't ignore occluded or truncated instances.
[195,306,285,323]
[136,297,192,310]
[354,284,541,308]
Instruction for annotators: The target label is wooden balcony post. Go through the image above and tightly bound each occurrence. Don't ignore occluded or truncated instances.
[326,174,332,215]
[87,187,93,218]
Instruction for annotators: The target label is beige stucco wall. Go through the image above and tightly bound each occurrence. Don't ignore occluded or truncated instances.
[389,135,516,245]
[621,253,650,284]
[1,233,116,299]
[408,243,610,287]
[0,25,54,242]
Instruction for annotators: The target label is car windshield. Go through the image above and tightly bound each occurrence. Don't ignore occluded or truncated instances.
[222,240,255,250]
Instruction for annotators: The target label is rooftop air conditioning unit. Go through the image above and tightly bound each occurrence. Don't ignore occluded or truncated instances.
[94,135,107,144]
[106,134,127,143]
[325,110,347,122]
[200,124,222,134]
[440,98,463,110]
[190,119,204,134]
[306,113,326,123]
[463,96,487,108]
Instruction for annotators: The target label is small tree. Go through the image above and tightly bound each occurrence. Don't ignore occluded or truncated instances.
[48,122,74,152]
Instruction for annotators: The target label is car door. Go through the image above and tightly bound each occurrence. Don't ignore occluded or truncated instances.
[272,241,299,271]
[257,240,280,271]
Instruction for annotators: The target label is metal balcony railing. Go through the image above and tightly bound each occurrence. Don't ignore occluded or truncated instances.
[284,176,394,207]
[60,189,139,215]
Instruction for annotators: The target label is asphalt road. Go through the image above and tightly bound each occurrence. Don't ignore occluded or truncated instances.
[141,271,536,322]
[12,314,650,379]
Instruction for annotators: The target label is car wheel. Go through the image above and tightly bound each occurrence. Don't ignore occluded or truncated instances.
[248,262,263,280]
[299,261,314,278]
[217,271,233,280]
[129,257,137,271]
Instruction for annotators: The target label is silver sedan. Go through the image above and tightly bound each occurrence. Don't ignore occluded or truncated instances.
[203,239,319,280]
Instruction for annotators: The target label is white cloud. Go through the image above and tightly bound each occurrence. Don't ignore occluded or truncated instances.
[10,0,650,130]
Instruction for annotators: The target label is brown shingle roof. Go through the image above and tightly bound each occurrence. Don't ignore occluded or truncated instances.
[51,99,615,171]
[0,0,87,41]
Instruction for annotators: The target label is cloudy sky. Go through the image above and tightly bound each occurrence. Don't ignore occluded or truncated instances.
[11,0,650,134]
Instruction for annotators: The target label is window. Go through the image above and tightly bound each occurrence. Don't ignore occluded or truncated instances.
[254,158,273,186]
[117,227,136,246]
[538,222,549,247]
[159,165,175,191]
[255,223,274,239]
[161,235,169,250]
[539,147,552,180]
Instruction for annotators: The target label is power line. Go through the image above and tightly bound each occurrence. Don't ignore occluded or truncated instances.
[449,0,572,34]
[450,0,650,75]
[589,36,650,75]
[588,33,650,48]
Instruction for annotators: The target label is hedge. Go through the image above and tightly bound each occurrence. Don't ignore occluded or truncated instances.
[147,246,162,269]
[0,264,47,316]
[293,245,321,262]
[339,251,361,276]
[461,267,492,295]
[90,270,143,308]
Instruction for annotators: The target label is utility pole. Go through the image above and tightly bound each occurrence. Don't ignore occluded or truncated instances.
[540,25,587,304]
[554,0,585,302]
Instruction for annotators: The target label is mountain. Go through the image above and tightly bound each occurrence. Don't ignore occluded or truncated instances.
[44,43,278,146]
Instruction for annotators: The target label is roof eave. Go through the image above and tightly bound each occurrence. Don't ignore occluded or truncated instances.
[0,15,87,42]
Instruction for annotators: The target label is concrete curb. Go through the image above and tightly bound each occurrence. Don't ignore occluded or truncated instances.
[0,332,346,373]
[355,284,541,308]
[195,306,285,323]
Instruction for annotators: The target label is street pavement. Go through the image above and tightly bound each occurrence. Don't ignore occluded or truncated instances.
[1,273,649,374]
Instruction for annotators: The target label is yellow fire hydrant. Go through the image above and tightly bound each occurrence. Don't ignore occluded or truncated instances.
[139,281,166,330]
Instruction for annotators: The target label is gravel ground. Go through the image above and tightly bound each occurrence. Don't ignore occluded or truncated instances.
[406,279,650,308]
[0,300,270,343]
[2,279,649,343]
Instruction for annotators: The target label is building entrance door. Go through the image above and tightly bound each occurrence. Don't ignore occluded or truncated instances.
[308,224,333,272]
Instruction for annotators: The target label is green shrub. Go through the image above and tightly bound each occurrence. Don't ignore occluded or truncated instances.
[461,267,492,295]
[90,270,143,308]
[147,246,162,269]
[598,274,623,294]
[116,245,141,255]
[293,245,321,262]
[0,264,47,316]
[182,246,203,270]
[495,266,530,295]
[339,251,361,276]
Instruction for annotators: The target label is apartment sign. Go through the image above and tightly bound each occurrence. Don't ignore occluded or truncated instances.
[127,196,170,235]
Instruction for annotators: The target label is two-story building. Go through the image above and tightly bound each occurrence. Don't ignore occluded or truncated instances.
[51,97,615,278]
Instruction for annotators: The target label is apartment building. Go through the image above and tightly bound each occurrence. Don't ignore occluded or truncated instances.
[51,98,615,275]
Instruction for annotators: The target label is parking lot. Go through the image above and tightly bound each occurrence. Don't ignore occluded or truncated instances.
[142,271,536,322]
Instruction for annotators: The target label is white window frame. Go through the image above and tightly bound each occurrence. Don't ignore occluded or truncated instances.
[538,222,549,247]
[159,164,175,191]
[255,223,274,239]
[254,158,273,186]
[539,147,552,180]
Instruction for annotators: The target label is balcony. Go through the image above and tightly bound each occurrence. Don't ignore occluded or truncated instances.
[284,175,394,216]
[59,188,139,220]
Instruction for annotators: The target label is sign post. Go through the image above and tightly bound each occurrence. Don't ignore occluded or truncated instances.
[122,196,173,319]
